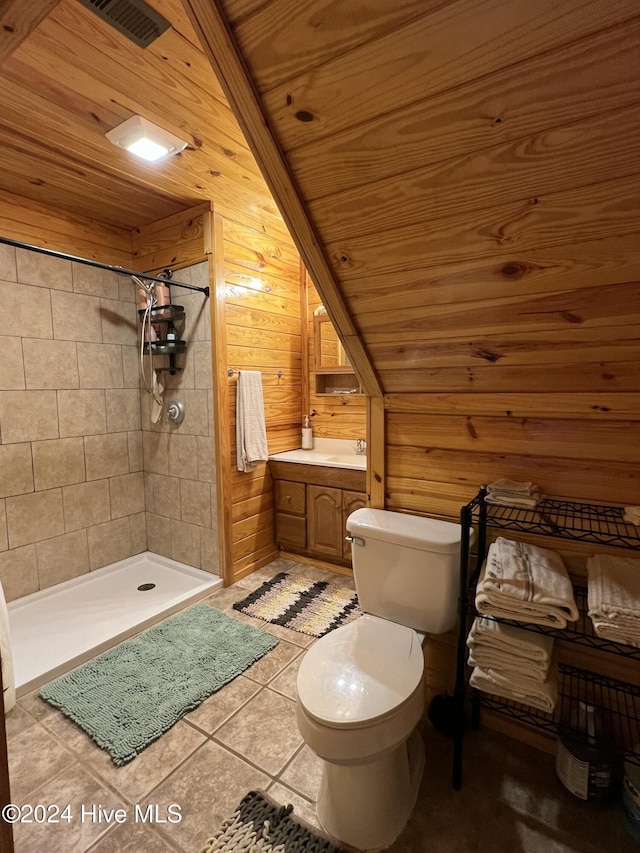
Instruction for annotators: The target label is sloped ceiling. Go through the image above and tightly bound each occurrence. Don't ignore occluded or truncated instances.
[184,0,640,400]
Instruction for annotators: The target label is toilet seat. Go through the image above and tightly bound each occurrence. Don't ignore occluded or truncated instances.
[297,614,424,728]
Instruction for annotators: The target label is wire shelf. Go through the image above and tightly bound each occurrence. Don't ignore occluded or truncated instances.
[472,495,640,549]
[478,664,640,765]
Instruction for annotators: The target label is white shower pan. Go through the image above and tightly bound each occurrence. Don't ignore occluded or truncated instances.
[7,551,222,697]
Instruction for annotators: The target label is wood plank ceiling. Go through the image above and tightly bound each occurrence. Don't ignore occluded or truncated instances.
[0,0,287,236]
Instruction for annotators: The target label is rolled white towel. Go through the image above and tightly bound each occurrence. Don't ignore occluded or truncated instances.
[470,663,558,713]
[475,538,579,628]
[467,616,554,664]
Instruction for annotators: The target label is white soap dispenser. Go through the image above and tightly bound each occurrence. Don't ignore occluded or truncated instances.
[302,415,314,450]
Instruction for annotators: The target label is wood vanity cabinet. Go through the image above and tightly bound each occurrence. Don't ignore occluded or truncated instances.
[271,461,367,568]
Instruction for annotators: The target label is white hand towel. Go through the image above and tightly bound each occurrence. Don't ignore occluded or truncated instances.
[485,493,541,509]
[587,553,640,646]
[487,479,538,495]
[0,580,16,714]
[467,650,549,682]
[624,507,640,526]
[470,663,558,713]
[467,616,554,664]
[475,538,579,627]
[236,371,269,473]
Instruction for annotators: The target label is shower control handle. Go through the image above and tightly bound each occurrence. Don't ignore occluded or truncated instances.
[167,399,185,425]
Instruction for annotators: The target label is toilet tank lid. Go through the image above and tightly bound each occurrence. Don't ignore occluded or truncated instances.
[346,508,465,553]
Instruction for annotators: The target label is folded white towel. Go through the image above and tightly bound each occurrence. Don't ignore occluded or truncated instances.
[236,371,269,473]
[470,663,558,712]
[468,650,548,682]
[0,580,15,714]
[467,616,554,664]
[587,553,640,646]
[485,493,541,509]
[487,479,538,495]
[475,538,579,628]
[624,507,640,526]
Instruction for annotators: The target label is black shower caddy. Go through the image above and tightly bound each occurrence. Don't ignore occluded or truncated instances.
[452,486,640,790]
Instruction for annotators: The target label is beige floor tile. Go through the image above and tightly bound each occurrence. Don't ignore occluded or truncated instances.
[86,821,179,853]
[279,744,323,801]
[4,702,38,739]
[244,640,302,685]
[145,740,270,852]
[184,675,260,735]
[265,782,321,830]
[11,768,125,852]
[214,687,302,776]
[7,722,76,802]
[269,654,304,700]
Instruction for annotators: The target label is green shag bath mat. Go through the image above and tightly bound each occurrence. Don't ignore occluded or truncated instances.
[39,604,278,766]
[201,789,344,853]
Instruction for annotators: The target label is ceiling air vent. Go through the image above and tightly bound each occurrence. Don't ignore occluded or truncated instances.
[76,0,171,48]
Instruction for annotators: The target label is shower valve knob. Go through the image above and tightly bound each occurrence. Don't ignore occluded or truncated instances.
[167,399,185,425]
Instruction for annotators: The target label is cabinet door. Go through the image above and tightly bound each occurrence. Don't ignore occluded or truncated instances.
[307,485,343,558]
[343,491,368,559]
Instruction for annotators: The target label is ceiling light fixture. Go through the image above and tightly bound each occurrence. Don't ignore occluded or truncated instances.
[106,116,188,163]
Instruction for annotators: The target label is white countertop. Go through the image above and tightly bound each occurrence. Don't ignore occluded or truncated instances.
[269,438,367,470]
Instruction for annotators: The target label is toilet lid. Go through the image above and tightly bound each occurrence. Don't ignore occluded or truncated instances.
[297,615,424,727]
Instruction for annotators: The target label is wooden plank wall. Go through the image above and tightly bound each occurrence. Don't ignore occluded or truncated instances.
[217,0,640,515]
[221,215,304,581]
[0,188,132,266]
[307,276,366,441]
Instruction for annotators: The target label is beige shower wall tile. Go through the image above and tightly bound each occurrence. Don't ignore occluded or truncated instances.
[143,430,169,475]
[110,472,145,518]
[181,291,208,343]
[168,432,198,480]
[118,276,136,303]
[193,340,213,389]
[32,437,85,491]
[146,512,171,559]
[72,262,119,299]
[57,389,107,437]
[146,472,181,519]
[105,388,141,432]
[164,349,194,389]
[36,529,89,587]
[171,518,200,567]
[180,479,212,528]
[16,248,72,291]
[77,342,123,388]
[63,479,110,532]
[6,488,64,547]
[87,516,131,570]
[0,444,33,498]
[128,429,143,471]
[197,435,215,482]
[174,388,209,436]
[0,390,59,443]
[0,281,52,338]
[0,337,24,390]
[122,344,140,389]
[100,298,137,345]
[51,290,102,343]
[129,511,147,553]
[0,244,17,281]
[200,526,219,574]
[22,338,79,390]
[84,432,129,480]
[0,544,38,600]
[0,501,7,552]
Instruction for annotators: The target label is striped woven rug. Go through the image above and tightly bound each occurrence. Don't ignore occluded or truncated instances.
[233,572,361,638]
[201,789,344,852]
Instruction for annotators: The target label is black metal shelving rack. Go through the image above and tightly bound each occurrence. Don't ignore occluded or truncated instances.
[453,486,640,790]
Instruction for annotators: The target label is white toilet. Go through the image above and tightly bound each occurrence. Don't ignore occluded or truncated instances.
[296,507,464,851]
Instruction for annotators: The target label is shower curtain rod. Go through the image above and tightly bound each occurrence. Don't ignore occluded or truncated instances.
[0,235,210,297]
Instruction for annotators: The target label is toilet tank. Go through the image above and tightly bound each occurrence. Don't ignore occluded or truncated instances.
[346,508,465,634]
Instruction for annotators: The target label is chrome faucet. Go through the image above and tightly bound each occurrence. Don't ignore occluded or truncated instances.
[355,438,367,455]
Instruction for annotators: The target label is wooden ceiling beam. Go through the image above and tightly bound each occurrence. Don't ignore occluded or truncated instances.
[0,0,61,66]
[182,0,383,398]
